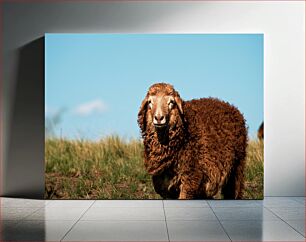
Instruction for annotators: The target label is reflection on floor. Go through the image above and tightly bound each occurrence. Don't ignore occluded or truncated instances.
[0,197,304,241]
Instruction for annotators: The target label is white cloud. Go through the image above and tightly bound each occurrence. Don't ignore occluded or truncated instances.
[74,99,107,116]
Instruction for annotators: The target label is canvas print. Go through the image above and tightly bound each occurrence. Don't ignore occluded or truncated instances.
[45,34,263,199]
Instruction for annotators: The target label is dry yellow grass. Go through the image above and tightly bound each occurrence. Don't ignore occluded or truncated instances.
[244,139,264,199]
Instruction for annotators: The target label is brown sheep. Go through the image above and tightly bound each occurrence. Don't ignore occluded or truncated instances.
[258,122,264,140]
[138,83,247,199]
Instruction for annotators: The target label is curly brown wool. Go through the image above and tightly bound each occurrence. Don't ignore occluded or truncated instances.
[138,83,247,199]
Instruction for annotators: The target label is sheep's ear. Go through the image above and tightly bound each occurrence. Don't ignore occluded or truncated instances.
[137,97,148,133]
[174,95,184,115]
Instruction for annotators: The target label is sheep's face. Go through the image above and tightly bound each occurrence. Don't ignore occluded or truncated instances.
[147,94,175,128]
[138,83,184,134]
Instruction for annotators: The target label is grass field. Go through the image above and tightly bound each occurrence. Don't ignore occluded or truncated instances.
[45,136,263,199]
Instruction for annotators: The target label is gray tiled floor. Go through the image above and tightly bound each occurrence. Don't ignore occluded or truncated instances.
[81,207,165,221]
[0,197,305,241]
[211,207,279,221]
[165,207,218,221]
[63,221,168,241]
[167,220,230,241]
[221,220,305,241]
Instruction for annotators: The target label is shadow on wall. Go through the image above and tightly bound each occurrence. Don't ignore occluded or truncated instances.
[1,217,46,241]
[5,37,45,198]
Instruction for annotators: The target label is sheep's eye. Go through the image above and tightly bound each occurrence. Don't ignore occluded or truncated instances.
[168,100,174,108]
[148,100,153,109]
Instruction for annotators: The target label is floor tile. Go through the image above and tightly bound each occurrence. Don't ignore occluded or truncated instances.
[208,199,263,208]
[46,200,94,208]
[221,220,305,241]
[213,207,279,221]
[263,197,304,207]
[1,220,75,241]
[163,200,209,208]
[167,220,230,241]
[81,207,165,221]
[0,198,47,208]
[25,207,88,220]
[165,207,217,221]
[268,207,305,220]
[92,200,163,208]
[292,197,305,206]
[0,207,39,220]
[62,220,168,241]
[286,220,305,237]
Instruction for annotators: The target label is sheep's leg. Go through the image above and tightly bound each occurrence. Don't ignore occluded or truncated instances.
[178,175,202,199]
[222,160,245,199]
[178,189,188,199]
[201,168,222,198]
[178,184,195,199]
[234,161,245,199]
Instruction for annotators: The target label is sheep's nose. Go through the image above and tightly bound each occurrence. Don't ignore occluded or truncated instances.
[154,115,165,122]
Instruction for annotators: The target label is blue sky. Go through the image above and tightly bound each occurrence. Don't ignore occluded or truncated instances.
[45,34,263,140]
